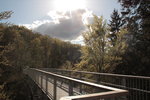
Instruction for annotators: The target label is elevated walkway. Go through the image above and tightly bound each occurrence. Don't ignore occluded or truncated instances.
[24,68,128,100]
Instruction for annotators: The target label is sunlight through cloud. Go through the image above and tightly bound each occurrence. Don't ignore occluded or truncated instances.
[53,0,86,11]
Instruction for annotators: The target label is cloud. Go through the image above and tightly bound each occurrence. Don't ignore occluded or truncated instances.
[71,35,84,45]
[22,8,93,41]
[21,20,51,29]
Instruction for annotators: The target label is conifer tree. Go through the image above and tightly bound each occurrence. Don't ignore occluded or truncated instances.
[108,9,124,46]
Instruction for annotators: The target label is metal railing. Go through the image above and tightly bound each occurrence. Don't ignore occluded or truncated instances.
[41,68,150,100]
[24,68,128,100]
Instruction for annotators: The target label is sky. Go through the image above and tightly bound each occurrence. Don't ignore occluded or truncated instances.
[0,0,121,44]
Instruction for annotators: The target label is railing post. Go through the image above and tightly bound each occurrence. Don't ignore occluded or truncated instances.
[79,73,82,93]
[61,71,63,76]
[38,73,40,84]
[53,77,57,100]
[69,71,71,77]
[32,70,34,80]
[97,75,101,84]
[122,77,126,87]
[41,75,43,89]
[79,72,82,79]
[79,84,82,94]
[69,81,73,96]
[46,75,48,95]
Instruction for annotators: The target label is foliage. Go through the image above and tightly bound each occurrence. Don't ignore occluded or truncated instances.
[108,9,125,46]
[0,85,10,100]
[78,16,108,72]
[0,25,81,70]
[105,28,128,72]
[77,15,128,73]
[0,23,81,100]
[116,0,150,76]
[0,11,13,21]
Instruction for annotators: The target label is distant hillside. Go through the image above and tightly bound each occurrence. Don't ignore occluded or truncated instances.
[0,24,81,100]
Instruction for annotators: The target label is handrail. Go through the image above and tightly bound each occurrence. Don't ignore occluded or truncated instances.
[41,68,150,79]
[40,68,150,100]
[60,90,127,100]
[24,68,128,100]
[34,68,122,91]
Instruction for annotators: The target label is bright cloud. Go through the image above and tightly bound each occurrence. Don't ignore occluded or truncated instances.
[21,20,52,29]
[21,8,93,42]
[71,35,84,45]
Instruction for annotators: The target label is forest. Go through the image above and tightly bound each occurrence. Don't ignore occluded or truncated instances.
[0,0,150,100]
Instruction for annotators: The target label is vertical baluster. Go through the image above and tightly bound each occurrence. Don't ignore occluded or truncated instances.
[142,78,144,100]
[33,71,36,82]
[135,78,137,100]
[61,70,63,75]
[53,77,57,100]
[146,79,149,100]
[123,77,126,87]
[41,74,43,89]
[145,79,147,100]
[38,72,40,85]
[128,77,131,100]
[69,81,73,96]
[97,74,100,84]
[69,71,71,77]
[145,79,149,100]
[79,72,82,80]
[35,71,37,82]
[46,75,48,95]
[139,78,141,100]
[79,73,82,94]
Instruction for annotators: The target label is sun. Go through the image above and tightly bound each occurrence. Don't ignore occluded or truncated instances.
[53,0,86,11]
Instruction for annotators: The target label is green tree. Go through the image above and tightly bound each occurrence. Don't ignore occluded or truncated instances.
[105,28,128,72]
[78,16,107,72]
[30,38,43,68]
[0,24,82,100]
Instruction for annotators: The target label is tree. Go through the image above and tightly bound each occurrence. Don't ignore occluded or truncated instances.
[0,11,13,21]
[0,85,10,100]
[0,24,82,100]
[30,38,43,68]
[105,28,128,72]
[117,0,150,76]
[118,0,150,44]
[78,16,107,72]
[108,9,125,46]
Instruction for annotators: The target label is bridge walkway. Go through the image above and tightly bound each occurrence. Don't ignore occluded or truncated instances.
[24,68,128,100]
